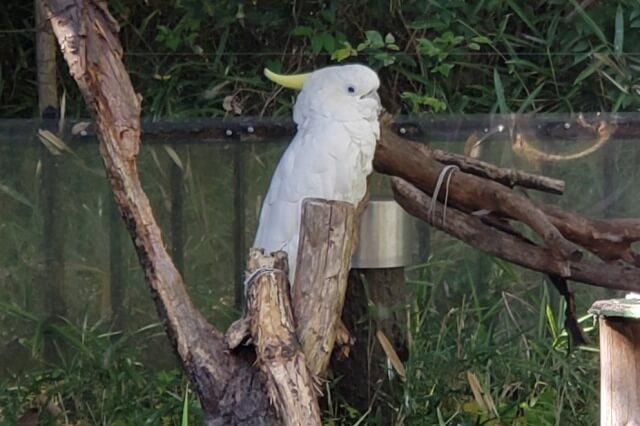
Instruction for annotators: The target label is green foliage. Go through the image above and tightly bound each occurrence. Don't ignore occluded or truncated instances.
[0,303,201,424]
[3,1,640,117]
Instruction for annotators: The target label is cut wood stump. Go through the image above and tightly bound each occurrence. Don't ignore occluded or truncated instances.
[589,298,640,426]
[292,198,356,379]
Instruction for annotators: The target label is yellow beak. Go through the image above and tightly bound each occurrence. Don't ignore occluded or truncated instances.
[264,68,310,90]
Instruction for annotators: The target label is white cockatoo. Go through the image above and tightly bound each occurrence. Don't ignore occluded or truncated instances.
[254,64,381,281]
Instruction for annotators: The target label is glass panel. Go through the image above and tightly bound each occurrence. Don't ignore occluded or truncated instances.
[0,114,633,372]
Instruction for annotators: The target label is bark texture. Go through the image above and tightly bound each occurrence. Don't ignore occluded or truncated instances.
[374,113,640,292]
[292,199,355,378]
[43,1,275,423]
[391,177,640,292]
[246,249,322,426]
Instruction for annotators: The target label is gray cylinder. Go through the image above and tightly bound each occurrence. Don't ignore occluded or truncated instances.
[351,197,425,268]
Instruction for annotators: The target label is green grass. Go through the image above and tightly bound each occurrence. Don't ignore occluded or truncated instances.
[0,303,201,425]
[399,239,600,425]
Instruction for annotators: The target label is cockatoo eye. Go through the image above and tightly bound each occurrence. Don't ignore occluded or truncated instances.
[347,85,356,94]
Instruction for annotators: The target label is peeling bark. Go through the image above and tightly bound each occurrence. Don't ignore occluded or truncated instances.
[246,249,322,426]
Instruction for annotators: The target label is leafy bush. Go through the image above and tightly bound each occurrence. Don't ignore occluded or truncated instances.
[2,1,640,117]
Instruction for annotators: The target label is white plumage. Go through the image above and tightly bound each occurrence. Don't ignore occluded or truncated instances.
[254,64,381,281]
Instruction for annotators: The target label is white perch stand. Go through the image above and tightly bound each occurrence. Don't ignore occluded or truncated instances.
[589,298,640,426]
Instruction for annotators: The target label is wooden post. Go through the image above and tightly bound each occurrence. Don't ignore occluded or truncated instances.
[292,198,355,378]
[589,298,640,426]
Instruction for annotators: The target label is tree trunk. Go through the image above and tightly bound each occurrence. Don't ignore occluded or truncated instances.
[43,2,277,423]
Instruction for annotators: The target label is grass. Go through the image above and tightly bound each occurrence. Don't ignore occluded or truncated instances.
[0,303,201,425]
[398,240,600,425]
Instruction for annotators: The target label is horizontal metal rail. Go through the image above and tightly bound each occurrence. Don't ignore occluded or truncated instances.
[2,113,640,146]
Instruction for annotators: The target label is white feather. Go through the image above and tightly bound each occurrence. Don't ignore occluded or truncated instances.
[253,64,380,282]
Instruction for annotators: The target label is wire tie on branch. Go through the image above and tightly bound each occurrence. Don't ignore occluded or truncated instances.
[429,165,460,226]
[244,267,288,290]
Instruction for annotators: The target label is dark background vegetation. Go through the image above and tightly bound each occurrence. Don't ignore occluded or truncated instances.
[3,0,640,118]
[1,0,639,424]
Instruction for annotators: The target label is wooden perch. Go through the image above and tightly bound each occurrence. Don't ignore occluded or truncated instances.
[246,249,321,426]
[391,177,640,293]
[292,199,355,378]
[375,115,582,274]
[541,204,640,266]
[430,147,565,194]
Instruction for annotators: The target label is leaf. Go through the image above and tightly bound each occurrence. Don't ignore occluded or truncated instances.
[365,30,384,49]
[376,330,405,380]
[545,304,559,340]
[71,121,91,136]
[614,4,624,56]
[331,42,356,61]
[493,69,508,113]
[517,82,545,113]
[505,0,540,36]
[164,146,184,170]
[573,60,602,85]
[600,69,628,94]
[472,35,492,44]
[417,38,440,56]
[0,182,33,209]
[466,371,498,417]
[291,25,312,36]
[568,0,609,46]
[384,32,396,44]
[37,129,67,155]
[434,63,454,77]
[181,386,190,426]
[310,35,324,54]
[320,32,336,53]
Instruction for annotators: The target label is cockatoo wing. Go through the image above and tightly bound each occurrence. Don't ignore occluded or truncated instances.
[253,119,353,278]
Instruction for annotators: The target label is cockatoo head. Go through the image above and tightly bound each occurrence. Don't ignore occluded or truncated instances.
[265,64,381,124]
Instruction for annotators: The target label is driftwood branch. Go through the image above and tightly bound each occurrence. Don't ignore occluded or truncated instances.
[430,147,565,194]
[374,113,640,291]
[44,1,277,424]
[292,199,355,378]
[391,177,640,293]
[375,116,582,275]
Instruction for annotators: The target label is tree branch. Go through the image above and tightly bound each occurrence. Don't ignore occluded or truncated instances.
[43,2,275,423]
[391,177,640,293]
[375,115,582,274]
